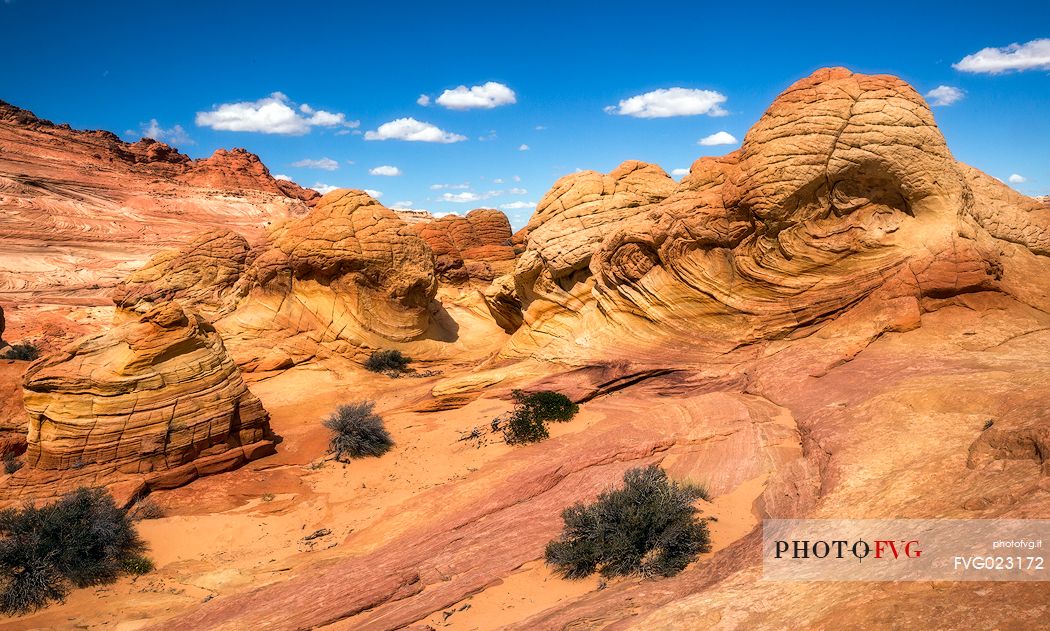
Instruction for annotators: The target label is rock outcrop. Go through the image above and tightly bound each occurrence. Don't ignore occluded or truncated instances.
[216,190,440,369]
[488,68,1044,364]
[409,208,515,282]
[0,99,314,336]
[179,148,319,205]
[112,229,252,319]
[5,302,273,502]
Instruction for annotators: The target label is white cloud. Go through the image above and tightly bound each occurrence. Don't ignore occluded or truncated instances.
[512,175,521,182]
[519,144,530,151]
[535,125,547,131]
[435,82,517,110]
[196,92,358,135]
[1008,174,1027,184]
[500,201,535,210]
[954,39,1050,74]
[509,187,527,195]
[605,87,728,118]
[698,131,738,146]
[430,183,470,190]
[273,173,293,182]
[369,165,402,176]
[925,85,965,106]
[292,157,339,170]
[364,189,383,199]
[131,119,193,145]
[417,94,431,106]
[671,167,690,177]
[391,201,414,209]
[441,190,501,203]
[364,117,467,143]
[311,183,341,195]
[433,212,461,218]
[493,178,504,184]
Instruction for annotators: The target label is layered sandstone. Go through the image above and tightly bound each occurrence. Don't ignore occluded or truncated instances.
[0,100,314,321]
[409,208,515,282]
[4,302,272,502]
[488,68,1042,365]
[112,229,252,319]
[216,190,440,369]
[8,68,1050,631]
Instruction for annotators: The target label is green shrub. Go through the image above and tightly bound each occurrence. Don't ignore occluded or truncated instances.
[503,409,549,444]
[513,390,578,423]
[363,350,410,373]
[0,487,149,614]
[502,390,579,445]
[121,555,154,575]
[5,344,40,362]
[323,401,394,461]
[545,465,710,580]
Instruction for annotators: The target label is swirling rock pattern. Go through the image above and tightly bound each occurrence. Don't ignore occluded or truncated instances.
[218,190,439,369]
[410,208,515,282]
[490,68,1045,363]
[112,229,252,318]
[4,302,273,502]
[0,99,315,319]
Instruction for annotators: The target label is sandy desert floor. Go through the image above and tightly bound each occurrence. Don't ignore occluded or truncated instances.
[3,356,768,631]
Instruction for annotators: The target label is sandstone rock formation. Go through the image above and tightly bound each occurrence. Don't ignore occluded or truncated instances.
[409,208,515,282]
[0,99,314,332]
[8,67,1050,630]
[216,190,440,369]
[488,68,1045,366]
[0,305,28,458]
[4,302,273,502]
[112,229,252,319]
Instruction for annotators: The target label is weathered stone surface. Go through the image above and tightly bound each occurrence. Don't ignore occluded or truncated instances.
[6,302,272,500]
[112,229,252,318]
[0,99,313,337]
[410,208,515,282]
[491,68,1040,365]
[179,148,319,206]
[523,160,675,278]
[217,190,439,368]
[156,388,803,631]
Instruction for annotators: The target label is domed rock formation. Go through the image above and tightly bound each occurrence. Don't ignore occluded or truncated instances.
[483,161,675,334]
[112,229,252,319]
[7,302,273,502]
[0,99,315,337]
[216,189,440,369]
[489,68,1044,364]
[409,208,515,282]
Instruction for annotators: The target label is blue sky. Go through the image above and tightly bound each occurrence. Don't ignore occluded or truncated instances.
[1,1,1048,228]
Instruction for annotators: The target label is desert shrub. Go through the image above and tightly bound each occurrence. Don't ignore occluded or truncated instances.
[502,390,579,445]
[545,465,710,580]
[5,344,40,362]
[0,557,67,616]
[3,455,21,475]
[121,555,154,575]
[513,390,578,423]
[323,401,394,461]
[503,409,549,444]
[364,350,410,373]
[0,487,148,614]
